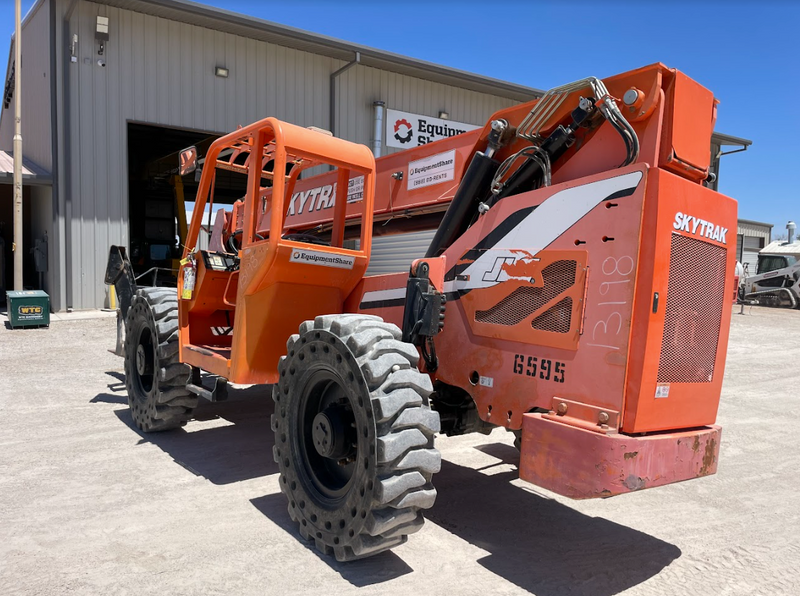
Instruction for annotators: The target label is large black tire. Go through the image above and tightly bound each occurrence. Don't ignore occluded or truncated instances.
[272,314,441,561]
[124,288,197,432]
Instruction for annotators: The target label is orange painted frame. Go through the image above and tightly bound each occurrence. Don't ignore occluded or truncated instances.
[178,118,376,384]
[622,169,736,433]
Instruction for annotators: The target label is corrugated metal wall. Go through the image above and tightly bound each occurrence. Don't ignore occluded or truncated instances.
[366,230,436,276]
[64,0,340,308]
[737,221,772,242]
[57,0,520,308]
[741,236,763,275]
[736,222,771,276]
[336,64,517,155]
[0,1,52,170]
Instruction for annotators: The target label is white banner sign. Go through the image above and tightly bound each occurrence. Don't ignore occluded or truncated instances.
[347,175,364,203]
[407,150,456,191]
[386,108,480,149]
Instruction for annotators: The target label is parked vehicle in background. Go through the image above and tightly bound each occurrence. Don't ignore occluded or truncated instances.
[741,221,800,307]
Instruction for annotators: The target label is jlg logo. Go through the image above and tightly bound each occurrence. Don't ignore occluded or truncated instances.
[673,212,728,244]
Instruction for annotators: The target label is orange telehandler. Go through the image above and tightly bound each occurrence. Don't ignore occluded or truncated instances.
[106,63,736,561]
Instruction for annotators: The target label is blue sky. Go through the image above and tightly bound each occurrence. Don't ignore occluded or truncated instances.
[2,0,798,232]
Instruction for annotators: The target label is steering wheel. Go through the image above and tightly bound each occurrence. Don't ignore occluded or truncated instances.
[225,231,266,253]
[283,232,329,246]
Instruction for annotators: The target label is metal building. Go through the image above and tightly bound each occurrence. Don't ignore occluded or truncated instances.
[0,0,754,310]
[707,131,751,193]
[736,219,773,275]
[0,0,538,310]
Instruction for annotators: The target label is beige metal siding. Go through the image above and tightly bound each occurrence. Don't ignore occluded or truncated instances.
[737,221,771,277]
[742,235,763,273]
[367,230,436,276]
[336,63,520,155]
[0,1,52,170]
[737,221,771,244]
[55,0,528,308]
[64,0,339,308]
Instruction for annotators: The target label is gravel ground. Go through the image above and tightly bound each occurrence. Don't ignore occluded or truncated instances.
[1,305,798,596]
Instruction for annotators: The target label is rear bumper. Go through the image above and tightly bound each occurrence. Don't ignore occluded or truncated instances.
[518,413,721,499]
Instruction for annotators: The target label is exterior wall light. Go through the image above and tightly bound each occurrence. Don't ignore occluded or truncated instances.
[215,66,229,78]
[96,16,109,56]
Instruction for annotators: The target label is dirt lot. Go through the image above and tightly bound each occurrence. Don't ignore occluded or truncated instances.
[1,305,798,596]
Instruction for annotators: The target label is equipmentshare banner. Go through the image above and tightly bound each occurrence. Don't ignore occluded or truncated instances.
[386,108,480,149]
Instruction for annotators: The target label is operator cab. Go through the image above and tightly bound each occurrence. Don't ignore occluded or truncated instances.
[757,254,797,274]
[177,118,376,384]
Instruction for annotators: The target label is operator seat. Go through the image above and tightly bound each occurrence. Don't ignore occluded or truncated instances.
[209,208,229,253]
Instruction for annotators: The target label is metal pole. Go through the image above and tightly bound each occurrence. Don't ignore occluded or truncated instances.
[328,51,360,137]
[12,0,23,290]
[372,101,385,158]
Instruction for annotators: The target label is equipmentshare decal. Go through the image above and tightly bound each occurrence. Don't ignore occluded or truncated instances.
[289,248,355,269]
[408,150,456,191]
[386,108,479,148]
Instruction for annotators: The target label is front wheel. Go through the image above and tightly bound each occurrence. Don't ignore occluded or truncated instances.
[272,314,441,561]
[124,288,197,432]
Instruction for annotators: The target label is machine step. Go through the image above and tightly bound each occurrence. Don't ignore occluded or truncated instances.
[187,373,229,402]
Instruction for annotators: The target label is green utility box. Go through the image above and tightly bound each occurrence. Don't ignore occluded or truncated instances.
[6,290,50,328]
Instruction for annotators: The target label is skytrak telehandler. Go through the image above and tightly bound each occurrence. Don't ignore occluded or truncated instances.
[106,63,736,562]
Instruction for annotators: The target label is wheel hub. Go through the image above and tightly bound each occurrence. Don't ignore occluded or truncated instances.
[295,365,362,505]
[312,406,353,460]
[136,344,147,376]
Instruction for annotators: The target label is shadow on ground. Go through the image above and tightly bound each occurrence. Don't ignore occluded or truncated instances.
[251,493,414,587]
[101,377,410,587]
[91,371,128,404]
[99,375,679,593]
[249,437,679,593]
[109,382,277,485]
[426,447,681,596]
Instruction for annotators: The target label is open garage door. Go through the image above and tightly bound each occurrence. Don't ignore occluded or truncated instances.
[127,123,229,286]
[742,236,763,276]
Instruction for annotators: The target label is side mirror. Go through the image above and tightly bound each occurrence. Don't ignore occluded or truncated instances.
[179,146,198,176]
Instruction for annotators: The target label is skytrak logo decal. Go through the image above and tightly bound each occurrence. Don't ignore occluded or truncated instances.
[286,176,364,217]
[673,212,728,244]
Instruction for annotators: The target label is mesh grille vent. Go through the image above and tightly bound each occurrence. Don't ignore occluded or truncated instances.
[657,234,726,384]
[531,297,573,333]
[475,260,576,326]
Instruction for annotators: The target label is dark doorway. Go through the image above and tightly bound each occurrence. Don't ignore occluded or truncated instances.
[126,122,218,285]
[0,185,36,303]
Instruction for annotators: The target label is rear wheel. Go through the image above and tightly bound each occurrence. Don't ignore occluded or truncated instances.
[124,288,197,432]
[272,314,441,561]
